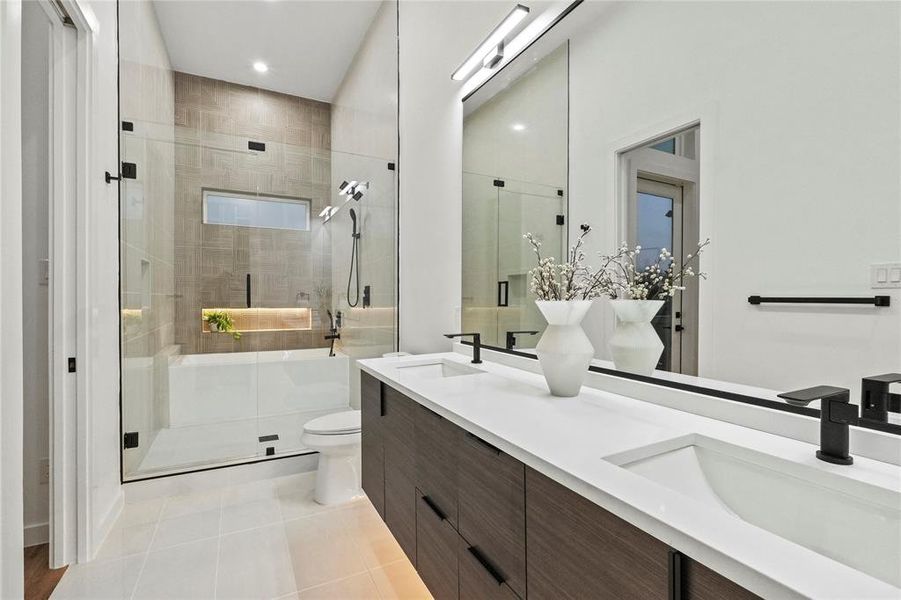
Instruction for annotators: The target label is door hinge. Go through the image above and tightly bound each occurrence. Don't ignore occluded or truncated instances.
[121,121,134,132]
[248,140,266,152]
[387,162,396,171]
[123,431,139,449]
[493,179,505,187]
[121,162,137,179]
[67,357,76,373]
[556,214,565,225]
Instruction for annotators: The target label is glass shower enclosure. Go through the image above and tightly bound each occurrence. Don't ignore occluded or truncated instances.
[117,0,398,481]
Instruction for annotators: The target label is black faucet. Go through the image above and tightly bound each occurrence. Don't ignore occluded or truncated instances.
[506,330,539,350]
[778,385,858,465]
[444,333,482,364]
[860,373,901,423]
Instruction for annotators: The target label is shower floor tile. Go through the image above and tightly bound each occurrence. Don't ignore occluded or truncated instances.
[53,472,431,600]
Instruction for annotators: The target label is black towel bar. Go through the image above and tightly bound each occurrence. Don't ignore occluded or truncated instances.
[748,295,890,307]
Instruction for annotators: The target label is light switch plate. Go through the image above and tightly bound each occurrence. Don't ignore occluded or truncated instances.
[870,263,901,289]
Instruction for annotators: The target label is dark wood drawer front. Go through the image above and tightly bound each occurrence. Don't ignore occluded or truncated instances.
[526,467,669,600]
[383,385,417,563]
[458,432,525,598]
[417,492,460,600]
[360,373,384,517]
[683,555,761,600]
[459,534,520,600]
[415,405,461,528]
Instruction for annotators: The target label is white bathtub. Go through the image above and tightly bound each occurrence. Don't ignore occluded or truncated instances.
[168,348,350,428]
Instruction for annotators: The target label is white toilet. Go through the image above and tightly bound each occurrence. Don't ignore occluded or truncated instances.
[301,410,362,505]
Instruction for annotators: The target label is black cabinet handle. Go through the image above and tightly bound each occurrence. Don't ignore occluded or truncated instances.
[467,546,505,585]
[245,273,251,308]
[668,549,683,600]
[465,431,500,455]
[422,495,447,521]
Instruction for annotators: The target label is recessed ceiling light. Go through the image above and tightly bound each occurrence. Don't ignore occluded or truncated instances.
[253,61,268,73]
[512,123,526,131]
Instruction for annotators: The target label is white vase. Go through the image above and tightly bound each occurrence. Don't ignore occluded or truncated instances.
[607,299,665,376]
[535,300,595,397]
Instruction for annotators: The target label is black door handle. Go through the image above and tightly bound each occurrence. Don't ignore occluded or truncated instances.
[245,273,251,308]
[497,281,508,307]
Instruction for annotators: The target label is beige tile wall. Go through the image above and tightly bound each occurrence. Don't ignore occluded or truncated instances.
[173,72,333,354]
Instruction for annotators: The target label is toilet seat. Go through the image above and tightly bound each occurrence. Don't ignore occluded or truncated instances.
[303,410,361,435]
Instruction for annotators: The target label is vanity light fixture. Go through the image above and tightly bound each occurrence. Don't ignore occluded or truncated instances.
[483,42,505,70]
[253,61,269,73]
[451,4,529,81]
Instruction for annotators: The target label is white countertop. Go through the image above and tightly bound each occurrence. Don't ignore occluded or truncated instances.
[359,352,901,600]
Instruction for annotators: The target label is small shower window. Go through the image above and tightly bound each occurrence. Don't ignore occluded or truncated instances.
[202,190,311,231]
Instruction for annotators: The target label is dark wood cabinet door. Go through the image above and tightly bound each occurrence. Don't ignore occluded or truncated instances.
[416,492,460,600]
[360,372,385,517]
[458,431,526,599]
[683,555,761,600]
[415,405,461,528]
[383,385,418,564]
[459,533,520,600]
[526,467,669,600]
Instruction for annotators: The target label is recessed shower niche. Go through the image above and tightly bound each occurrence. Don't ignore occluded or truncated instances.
[117,0,398,480]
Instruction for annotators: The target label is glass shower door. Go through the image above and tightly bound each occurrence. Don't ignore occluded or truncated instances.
[462,172,501,347]
[497,179,566,350]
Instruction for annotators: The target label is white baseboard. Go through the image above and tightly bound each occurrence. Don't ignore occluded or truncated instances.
[123,452,319,503]
[89,488,124,561]
[24,522,49,547]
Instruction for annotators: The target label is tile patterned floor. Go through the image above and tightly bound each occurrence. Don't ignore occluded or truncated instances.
[52,472,432,599]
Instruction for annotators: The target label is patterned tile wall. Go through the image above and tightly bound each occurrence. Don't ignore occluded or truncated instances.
[173,72,333,354]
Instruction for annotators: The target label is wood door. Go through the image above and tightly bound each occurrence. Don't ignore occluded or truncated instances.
[458,431,525,598]
[360,372,385,517]
[415,404,461,528]
[383,384,418,564]
[526,467,669,599]
[416,492,460,600]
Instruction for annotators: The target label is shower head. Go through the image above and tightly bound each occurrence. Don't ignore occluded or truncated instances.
[349,207,357,231]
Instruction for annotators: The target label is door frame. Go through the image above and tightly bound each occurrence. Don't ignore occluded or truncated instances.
[1,0,26,596]
[44,0,98,568]
[619,136,701,375]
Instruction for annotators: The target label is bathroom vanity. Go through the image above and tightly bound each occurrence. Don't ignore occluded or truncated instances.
[358,353,901,600]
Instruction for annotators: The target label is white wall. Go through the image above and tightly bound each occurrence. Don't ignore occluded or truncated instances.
[21,0,51,547]
[84,0,125,558]
[398,0,515,353]
[567,1,901,398]
[331,0,399,406]
[0,0,25,593]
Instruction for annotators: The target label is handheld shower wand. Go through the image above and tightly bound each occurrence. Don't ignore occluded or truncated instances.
[347,208,361,307]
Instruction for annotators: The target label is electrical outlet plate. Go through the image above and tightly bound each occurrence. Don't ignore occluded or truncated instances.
[870,263,901,289]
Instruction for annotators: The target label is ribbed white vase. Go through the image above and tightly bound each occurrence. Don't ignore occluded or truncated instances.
[535,300,595,397]
[608,299,665,376]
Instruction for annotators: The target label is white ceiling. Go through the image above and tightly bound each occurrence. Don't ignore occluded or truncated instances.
[151,0,382,102]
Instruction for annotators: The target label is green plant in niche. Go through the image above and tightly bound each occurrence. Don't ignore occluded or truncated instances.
[204,310,241,340]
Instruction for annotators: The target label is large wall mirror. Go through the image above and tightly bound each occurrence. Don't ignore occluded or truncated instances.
[461,1,901,434]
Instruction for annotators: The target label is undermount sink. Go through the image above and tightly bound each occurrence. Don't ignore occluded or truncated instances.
[395,359,484,379]
[605,435,901,588]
